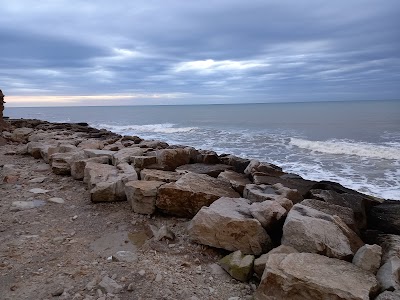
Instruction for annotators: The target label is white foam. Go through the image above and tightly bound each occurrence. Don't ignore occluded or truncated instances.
[290,138,400,160]
[95,123,197,134]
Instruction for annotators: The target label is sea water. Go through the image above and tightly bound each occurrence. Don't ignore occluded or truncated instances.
[6,100,400,200]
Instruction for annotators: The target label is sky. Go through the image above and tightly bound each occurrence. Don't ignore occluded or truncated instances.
[1,0,399,107]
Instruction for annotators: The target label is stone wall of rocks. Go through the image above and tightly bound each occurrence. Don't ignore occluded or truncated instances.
[2,118,400,300]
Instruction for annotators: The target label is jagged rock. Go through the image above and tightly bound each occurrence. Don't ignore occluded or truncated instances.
[50,151,86,175]
[11,127,34,143]
[219,250,255,282]
[83,149,115,159]
[139,140,169,149]
[98,276,123,294]
[111,147,146,166]
[140,169,182,183]
[84,162,119,186]
[219,154,251,173]
[254,245,298,278]
[71,156,110,180]
[249,200,287,230]
[157,173,240,217]
[377,234,400,264]
[244,159,284,177]
[176,163,233,178]
[217,170,251,194]
[252,173,316,196]
[130,156,157,170]
[255,253,379,300]
[155,148,191,171]
[188,197,272,255]
[368,201,400,235]
[281,204,364,260]
[301,198,357,232]
[125,180,164,214]
[375,290,400,300]
[352,244,382,274]
[195,149,220,164]
[78,139,104,149]
[27,141,46,159]
[376,257,400,292]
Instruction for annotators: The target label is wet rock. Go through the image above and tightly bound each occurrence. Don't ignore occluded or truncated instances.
[176,163,233,178]
[252,173,316,196]
[352,244,382,274]
[217,170,251,194]
[254,245,298,278]
[125,180,164,214]
[98,276,123,294]
[255,253,379,300]
[244,159,284,177]
[140,169,182,183]
[188,197,272,255]
[157,172,240,218]
[376,257,400,292]
[368,200,400,235]
[282,204,364,260]
[219,250,255,282]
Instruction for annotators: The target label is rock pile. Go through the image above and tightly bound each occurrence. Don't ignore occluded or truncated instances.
[1,118,399,300]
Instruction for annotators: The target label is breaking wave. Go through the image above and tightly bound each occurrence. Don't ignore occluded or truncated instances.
[290,138,400,160]
[95,123,197,134]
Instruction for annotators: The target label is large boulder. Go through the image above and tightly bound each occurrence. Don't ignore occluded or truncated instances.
[368,201,400,235]
[244,159,284,177]
[11,127,34,143]
[249,200,287,231]
[219,154,251,173]
[176,163,233,178]
[352,244,382,274]
[376,257,400,292]
[71,156,110,180]
[219,250,254,282]
[156,173,240,217]
[83,149,115,159]
[111,147,146,166]
[155,148,191,171]
[140,169,182,183]
[281,204,364,260]
[130,155,157,170]
[377,234,400,264]
[254,245,298,278]
[252,173,316,196]
[217,170,251,195]
[255,253,379,300]
[125,180,164,214]
[188,197,272,255]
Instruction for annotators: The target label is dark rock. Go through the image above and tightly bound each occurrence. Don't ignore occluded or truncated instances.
[369,201,400,235]
[176,163,233,178]
[219,154,251,173]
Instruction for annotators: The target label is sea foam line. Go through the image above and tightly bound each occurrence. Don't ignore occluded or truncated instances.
[95,123,197,134]
[290,138,400,160]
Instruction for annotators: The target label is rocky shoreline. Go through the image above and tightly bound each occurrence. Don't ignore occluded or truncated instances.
[1,118,400,300]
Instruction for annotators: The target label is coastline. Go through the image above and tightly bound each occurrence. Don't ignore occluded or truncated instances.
[1,118,400,299]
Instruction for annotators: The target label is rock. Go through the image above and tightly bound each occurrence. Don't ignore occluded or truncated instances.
[176,163,233,178]
[249,200,287,231]
[112,251,138,263]
[125,180,164,214]
[111,148,145,166]
[71,156,109,180]
[51,152,86,176]
[194,149,220,164]
[98,276,123,294]
[157,172,240,217]
[48,197,65,204]
[78,139,104,150]
[308,189,369,229]
[243,183,302,208]
[244,159,284,177]
[188,197,272,255]
[217,170,251,194]
[352,244,382,274]
[376,257,400,292]
[219,250,255,282]
[11,200,46,211]
[301,198,358,232]
[155,148,191,171]
[140,169,182,183]
[130,156,157,170]
[281,204,364,260]
[377,234,400,264]
[375,290,400,300]
[155,273,163,282]
[83,149,115,159]
[26,141,45,159]
[11,127,34,142]
[254,245,298,278]
[368,201,400,235]
[219,154,251,173]
[255,253,379,300]
[155,225,175,241]
[29,188,49,194]
[3,175,19,183]
[28,177,47,183]
[51,287,65,297]
[252,173,316,196]
[139,139,169,149]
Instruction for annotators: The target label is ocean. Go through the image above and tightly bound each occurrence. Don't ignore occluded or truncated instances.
[5,100,400,200]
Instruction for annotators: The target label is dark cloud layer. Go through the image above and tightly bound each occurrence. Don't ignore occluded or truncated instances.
[1,0,399,106]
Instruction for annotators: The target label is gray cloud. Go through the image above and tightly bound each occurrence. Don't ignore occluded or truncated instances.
[0,0,399,106]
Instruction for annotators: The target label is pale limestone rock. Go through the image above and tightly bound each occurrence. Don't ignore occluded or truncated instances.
[140,169,182,183]
[217,170,251,194]
[219,250,255,282]
[11,127,34,143]
[281,204,364,260]
[255,253,379,300]
[78,139,104,150]
[376,257,400,292]
[155,148,191,171]
[125,180,164,214]
[112,251,138,263]
[254,245,298,278]
[130,156,157,170]
[176,163,233,178]
[83,149,115,159]
[188,197,272,255]
[111,148,145,166]
[156,172,240,218]
[244,159,284,177]
[243,183,301,207]
[352,244,382,274]
[71,156,109,180]
[249,200,287,230]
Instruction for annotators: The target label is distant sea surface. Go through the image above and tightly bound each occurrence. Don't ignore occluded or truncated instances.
[6,100,400,200]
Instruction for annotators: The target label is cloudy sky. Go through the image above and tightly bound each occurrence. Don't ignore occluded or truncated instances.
[1,0,399,106]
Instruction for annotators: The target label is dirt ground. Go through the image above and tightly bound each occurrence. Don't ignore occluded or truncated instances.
[0,143,256,300]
